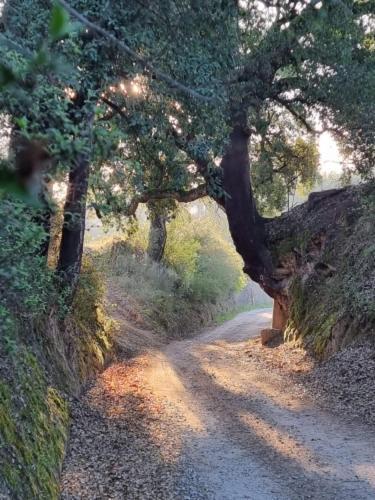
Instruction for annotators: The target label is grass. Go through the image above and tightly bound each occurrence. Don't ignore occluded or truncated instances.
[94,239,254,339]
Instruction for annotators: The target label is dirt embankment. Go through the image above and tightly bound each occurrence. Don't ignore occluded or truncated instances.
[252,333,375,426]
[267,183,375,356]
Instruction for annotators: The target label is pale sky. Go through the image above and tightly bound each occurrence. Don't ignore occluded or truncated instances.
[319,132,344,175]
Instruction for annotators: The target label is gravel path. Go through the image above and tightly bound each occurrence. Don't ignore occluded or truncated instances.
[61,310,375,499]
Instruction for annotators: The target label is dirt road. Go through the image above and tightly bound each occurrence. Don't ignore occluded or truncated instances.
[61,310,375,499]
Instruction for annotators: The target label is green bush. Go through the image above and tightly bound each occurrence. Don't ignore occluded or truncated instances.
[0,196,56,335]
[0,196,68,498]
[98,203,247,336]
[164,207,245,302]
[0,197,114,498]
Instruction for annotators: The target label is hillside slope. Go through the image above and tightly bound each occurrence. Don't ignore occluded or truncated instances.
[267,182,375,356]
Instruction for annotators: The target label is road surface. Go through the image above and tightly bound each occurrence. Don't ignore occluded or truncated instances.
[61,309,375,499]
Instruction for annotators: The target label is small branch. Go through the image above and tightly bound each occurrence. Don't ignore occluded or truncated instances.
[94,184,208,218]
[58,0,215,102]
[273,96,317,134]
[100,96,128,120]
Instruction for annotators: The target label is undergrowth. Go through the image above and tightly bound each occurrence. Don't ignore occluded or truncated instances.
[0,197,113,499]
[94,207,248,337]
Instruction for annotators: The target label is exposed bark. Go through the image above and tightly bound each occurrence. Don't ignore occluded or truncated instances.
[57,107,94,291]
[220,109,279,298]
[147,202,167,262]
[272,300,287,330]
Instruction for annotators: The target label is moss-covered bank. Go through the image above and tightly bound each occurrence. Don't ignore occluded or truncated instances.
[267,183,375,357]
[0,259,114,499]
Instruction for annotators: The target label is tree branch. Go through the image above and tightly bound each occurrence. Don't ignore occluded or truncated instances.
[93,184,208,218]
[99,96,128,121]
[58,0,215,102]
[273,96,317,134]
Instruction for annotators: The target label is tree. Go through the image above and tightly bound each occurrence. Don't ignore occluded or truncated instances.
[146,201,169,262]
[64,0,373,302]
[2,0,374,310]
[252,132,320,215]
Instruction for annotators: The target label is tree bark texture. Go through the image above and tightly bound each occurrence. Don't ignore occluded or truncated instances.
[147,203,167,263]
[57,107,94,291]
[220,110,279,298]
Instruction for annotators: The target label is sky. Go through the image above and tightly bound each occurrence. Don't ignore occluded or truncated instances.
[319,132,343,175]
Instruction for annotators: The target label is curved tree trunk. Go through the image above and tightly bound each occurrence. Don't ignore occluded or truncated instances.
[220,109,280,299]
[147,202,167,262]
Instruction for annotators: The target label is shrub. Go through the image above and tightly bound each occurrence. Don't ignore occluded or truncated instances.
[0,196,56,336]
[0,196,114,498]
[165,207,245,302]
[96,203,247,337]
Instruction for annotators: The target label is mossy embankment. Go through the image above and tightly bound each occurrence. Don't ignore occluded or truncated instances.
[0,258,114,499]
[267,183,375,357]
[269,183,375,357]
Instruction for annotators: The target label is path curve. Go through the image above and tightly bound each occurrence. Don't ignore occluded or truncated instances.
[61,309,375,499]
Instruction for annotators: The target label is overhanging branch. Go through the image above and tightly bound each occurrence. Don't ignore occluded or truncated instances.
[93,184,208,218]
[58,0,215,102]
[273,96,317,134]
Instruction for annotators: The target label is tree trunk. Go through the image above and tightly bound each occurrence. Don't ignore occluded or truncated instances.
[57,108,94,291]
[220,109,279,298]
[10,132,52,257]
[147,202,167,262]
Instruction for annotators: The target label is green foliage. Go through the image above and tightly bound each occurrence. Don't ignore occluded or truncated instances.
[163,206,245,301]
[0,196,56,334]
[49,4,71,41]
[96,202,246,335]
[69,257,114,378]
[0,64,16,89]
[0,195,113,498]
[252,114,321,215]
[1,0,374,227]
[163,209,201,286]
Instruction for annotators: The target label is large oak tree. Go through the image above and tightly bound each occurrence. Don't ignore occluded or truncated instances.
[1,0,374,308]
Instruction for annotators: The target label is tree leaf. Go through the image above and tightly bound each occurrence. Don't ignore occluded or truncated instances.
[50,4,70,41]
[15,117,28,130]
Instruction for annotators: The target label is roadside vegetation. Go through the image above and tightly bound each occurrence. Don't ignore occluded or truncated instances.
[90,202,269,339]
[0,197,114,498]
